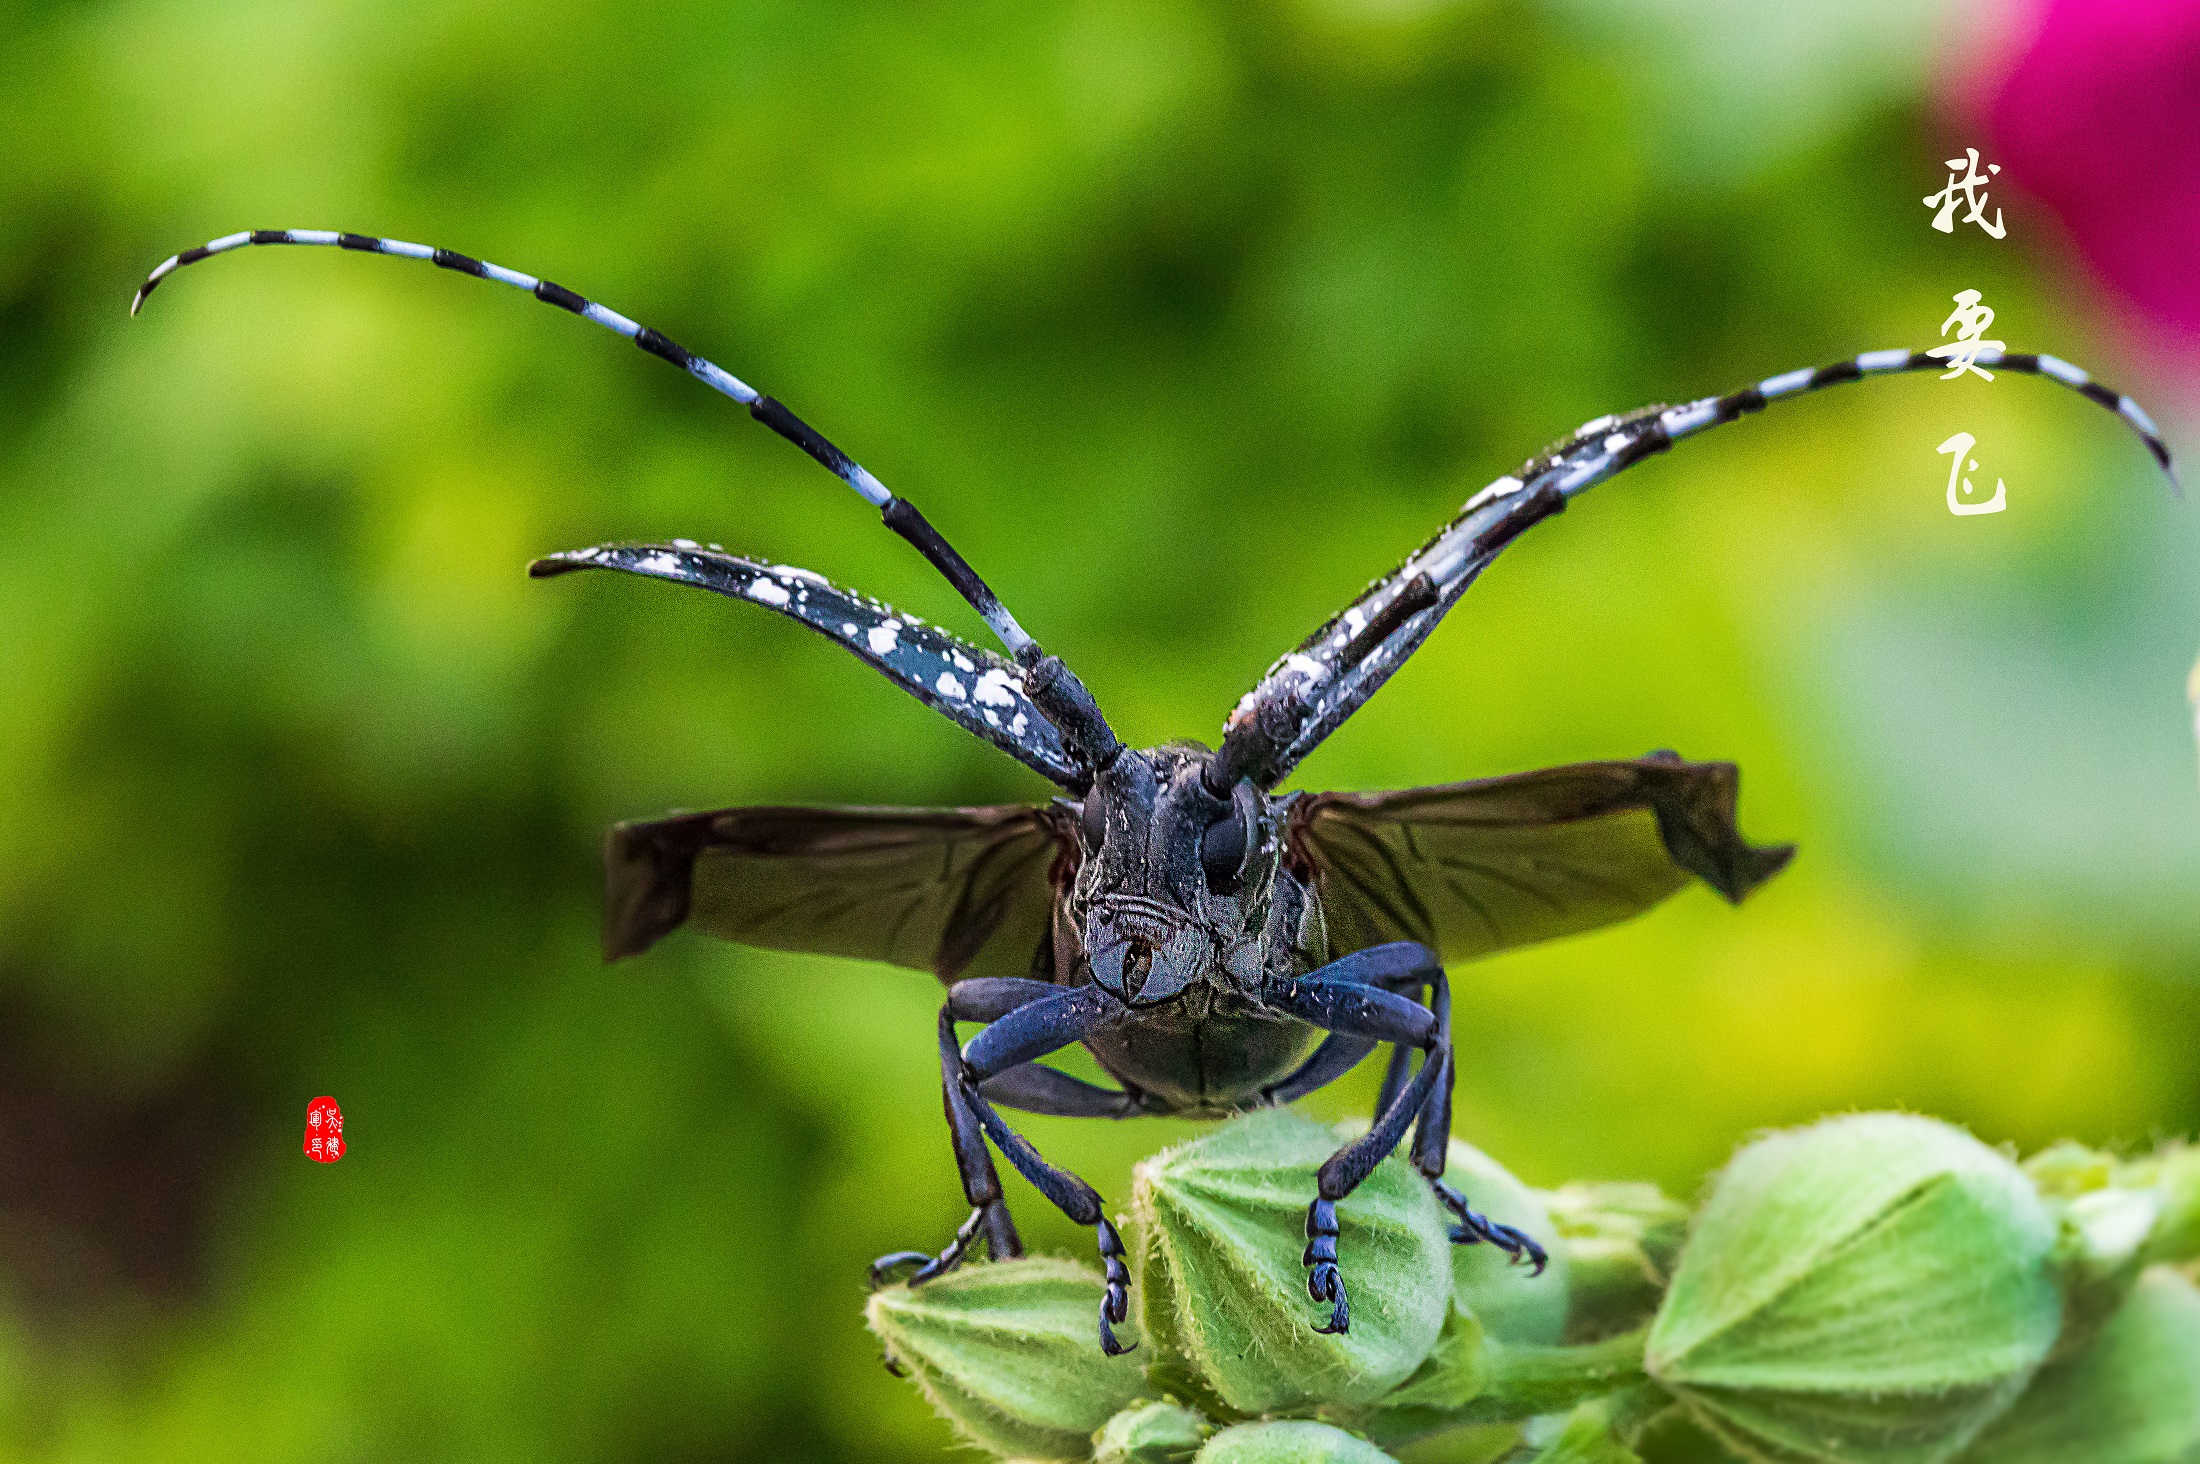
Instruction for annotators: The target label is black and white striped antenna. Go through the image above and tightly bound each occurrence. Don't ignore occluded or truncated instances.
[137,228,2182,789]
[133,227,1124,774]
[1210,342,2184,791]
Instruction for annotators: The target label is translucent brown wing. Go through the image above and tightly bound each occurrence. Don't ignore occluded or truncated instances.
[1288,753,1792,964]
[604,802,1074,981]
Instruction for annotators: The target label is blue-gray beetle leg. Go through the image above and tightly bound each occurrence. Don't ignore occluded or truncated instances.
[1263,942,1547,1335]
[891,982,1141,1354]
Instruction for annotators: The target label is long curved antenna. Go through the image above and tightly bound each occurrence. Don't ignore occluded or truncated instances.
[528,542,1085,787]
[132,228,1124,775]
[1213,346,2183,792]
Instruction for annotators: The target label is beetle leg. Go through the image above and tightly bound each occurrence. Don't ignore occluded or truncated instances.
[964,1083,1137,1355]
[958,984,1125,1075]
[877,980,1123,1289]
[1428,1170,1544,1267]
[979,1061,1144,1117]
[1263,942,1545,1332]
[955,985,1139,1353]
[1263,943,1444,1334]
[1261,1033,1379,1105]
[1264,942,1480,1107]
[880,980,1137,1352]
[871,1003,1028,1289]
[1395,967,1547,1272]
[1375,1038,1417,1122]
[1264,945,1438,1108]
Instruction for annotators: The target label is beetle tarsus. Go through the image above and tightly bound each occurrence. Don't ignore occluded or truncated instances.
[1097,1217,1137,1355]
[868,1251,934,1289]
[1303,1197,1351,1333]
[1429,1177,1549,1276]
[871,1202,1001,1289]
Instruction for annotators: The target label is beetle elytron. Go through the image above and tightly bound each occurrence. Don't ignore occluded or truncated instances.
[135,228,2180,1352]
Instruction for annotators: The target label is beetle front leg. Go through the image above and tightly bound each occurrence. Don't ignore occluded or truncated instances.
[1395,968,1546,1272]
[955,985,1138,1352]
[885,980,1138,1353]
[1265,943,1545,1335]
[963,1083,1137,1355]
[871,978,1095,1289]
[959,986,1135,1356]
[870,1001,1028,1290]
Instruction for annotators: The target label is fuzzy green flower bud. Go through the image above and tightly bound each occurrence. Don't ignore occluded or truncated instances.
[1197,1420,1398,1464]
[1646,1113,2062,1464]
[2138,1144,2200,1267]
[2046,1179,2161,1358]
[867,1256,1153,1461]
[1321,1304,1489,1449]
[2020,1140,2114,1199]
[1095,1401,1213,1464]
[1958,1267,2200,1464]
[1544,1181,1689,1341]
[2023,1139,2196,1352]
[1132,1109,1451,1415]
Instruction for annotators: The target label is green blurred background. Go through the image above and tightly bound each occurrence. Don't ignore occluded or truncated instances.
[2,0,2196,1458]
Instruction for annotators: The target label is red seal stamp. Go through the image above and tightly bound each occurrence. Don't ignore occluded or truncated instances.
[304,1096,345,1163]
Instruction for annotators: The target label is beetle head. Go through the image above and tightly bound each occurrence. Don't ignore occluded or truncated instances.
[1071,743,1280,1005]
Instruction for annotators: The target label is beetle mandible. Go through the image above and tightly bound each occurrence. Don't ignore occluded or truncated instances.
[135,229,2182,1353]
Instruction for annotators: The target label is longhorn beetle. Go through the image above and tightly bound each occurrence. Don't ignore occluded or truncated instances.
[136,229,2182,1354]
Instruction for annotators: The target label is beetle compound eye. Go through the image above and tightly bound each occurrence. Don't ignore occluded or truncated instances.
[1080,794,1108,849]
[1201,807,1249,895]
[1201,777,1263,896]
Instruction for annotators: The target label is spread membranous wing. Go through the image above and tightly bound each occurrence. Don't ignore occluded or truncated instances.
[603,803,1074,981]
[1289,753,1792,964]
[530,543,1079,786]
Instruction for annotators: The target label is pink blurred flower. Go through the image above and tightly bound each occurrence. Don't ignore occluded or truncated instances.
[1977,0,2200,362]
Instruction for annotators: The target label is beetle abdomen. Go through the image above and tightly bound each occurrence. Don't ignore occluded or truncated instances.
[1084,1009,1325,1118]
